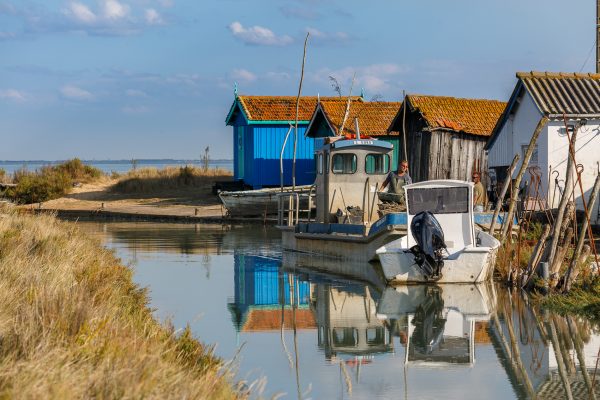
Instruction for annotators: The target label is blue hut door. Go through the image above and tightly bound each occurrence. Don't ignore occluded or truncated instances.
[237,126,244,179]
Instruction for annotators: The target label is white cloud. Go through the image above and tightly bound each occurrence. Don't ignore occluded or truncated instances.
[125,89,148,97]
[66,2,97,24]
[122,105,149,114]
[61,85,94,100]
[313,63,409,95]
[265,71,291,82]
[102,0,129,20]
[231,68,257,83]
[0,89,26,102]
[228,21,293,46]
[306,27,350,45]
[145,8,163,25]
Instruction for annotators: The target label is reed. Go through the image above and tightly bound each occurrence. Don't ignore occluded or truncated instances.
[111,166,232,194]
[0,206,238,399]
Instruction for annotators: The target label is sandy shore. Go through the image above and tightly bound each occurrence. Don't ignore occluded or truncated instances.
[24,179,238,223]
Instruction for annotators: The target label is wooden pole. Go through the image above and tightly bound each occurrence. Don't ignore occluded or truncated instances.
[490,154,520,235]
[522,223,551,288]
[500,116,548,243]
[564,173,600,287]
[547,127,579,269]
[292,33,309,191]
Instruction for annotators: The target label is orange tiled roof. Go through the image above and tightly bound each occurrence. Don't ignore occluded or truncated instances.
[405,95,506,137]
[243,308,316,332]
[317,100,402,136]
[234,96,363,122]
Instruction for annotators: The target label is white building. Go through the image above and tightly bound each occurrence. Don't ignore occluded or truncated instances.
[486,72,600,225]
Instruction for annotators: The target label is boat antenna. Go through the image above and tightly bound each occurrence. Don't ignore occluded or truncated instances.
[292,32,309,192]
[354,117,361,140]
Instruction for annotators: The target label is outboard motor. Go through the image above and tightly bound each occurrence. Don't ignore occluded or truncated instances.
[410,211,446,281]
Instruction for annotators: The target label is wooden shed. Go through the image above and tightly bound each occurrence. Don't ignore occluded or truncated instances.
[225,95,361,188]
[304,100,403,164]
[388,94,506,183]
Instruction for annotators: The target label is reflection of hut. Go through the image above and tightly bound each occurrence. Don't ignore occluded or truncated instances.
[227,254,314,332]
[314,284,392,359]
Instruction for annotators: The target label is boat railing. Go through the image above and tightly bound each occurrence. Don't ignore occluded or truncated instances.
[277,184,315,226]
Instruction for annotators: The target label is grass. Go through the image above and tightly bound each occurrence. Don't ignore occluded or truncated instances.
[0,206,239,399]
[541,278,600,322]
[110,165,232,194]
[5,159,105,204]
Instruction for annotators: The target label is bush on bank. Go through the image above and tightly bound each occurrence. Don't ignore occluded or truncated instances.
[0,206,238,398]
[5,159,104,204]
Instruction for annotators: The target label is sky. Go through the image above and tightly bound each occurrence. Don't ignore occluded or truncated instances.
[0,0,596,160]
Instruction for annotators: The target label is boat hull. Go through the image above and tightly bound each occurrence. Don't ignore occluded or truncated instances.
[376,230,500,284]
[219,186,312,217]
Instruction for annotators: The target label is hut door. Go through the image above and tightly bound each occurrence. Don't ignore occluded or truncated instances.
[237,126,244,179]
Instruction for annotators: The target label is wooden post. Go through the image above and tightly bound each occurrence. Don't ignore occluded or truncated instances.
[522,223,550,288]
[563,173,600,291]
[500,116,548,243]
[490,154,520,235]
[550,226,574,278]
[547,127,578,267]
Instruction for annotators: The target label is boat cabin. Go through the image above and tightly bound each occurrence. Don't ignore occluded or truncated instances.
[405,180,475,253]
[314,138,394,223]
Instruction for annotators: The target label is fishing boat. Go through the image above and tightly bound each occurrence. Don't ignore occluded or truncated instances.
[375,180,501,283]
[278,135,408,261]
[219,185,313,217]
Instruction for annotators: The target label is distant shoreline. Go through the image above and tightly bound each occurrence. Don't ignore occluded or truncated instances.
[0,159,234,175]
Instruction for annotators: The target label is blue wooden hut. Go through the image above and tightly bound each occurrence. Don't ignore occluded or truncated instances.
[225,95,360,189]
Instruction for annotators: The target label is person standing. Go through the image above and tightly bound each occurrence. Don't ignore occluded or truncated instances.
[472,172,486,212]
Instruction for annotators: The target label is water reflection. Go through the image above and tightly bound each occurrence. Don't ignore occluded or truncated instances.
[78,222,600,399]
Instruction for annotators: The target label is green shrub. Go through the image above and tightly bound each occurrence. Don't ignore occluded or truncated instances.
[7,169,71,204]
[6,159,105,204]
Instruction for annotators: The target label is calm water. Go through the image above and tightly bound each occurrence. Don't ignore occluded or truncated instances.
[0,159,233,175]
[78,222,600,399]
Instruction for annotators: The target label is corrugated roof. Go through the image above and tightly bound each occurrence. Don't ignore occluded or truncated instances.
[226,96,362,124]
[395,95,506,137]
[516,71,600,116]
[315,100,402,136]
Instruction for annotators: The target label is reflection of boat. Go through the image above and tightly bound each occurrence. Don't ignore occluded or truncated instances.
[314,283,393,360]
[219,185,313,217]
[376,180,501,283]
[376,283,495,367]
[281,250,387,288]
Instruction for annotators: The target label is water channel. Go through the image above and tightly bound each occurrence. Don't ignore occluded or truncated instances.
[78,221,600,399]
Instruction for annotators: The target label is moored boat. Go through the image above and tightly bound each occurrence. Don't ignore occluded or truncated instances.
[375,180,501,283]
[219,185,313,217]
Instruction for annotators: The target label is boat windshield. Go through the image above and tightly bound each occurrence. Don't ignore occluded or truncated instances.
[407,187,469,215]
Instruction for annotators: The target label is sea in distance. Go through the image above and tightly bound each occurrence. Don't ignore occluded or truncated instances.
[0,159,233,175]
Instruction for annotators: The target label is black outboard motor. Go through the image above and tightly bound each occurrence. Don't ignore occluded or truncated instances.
[410,211,446,281]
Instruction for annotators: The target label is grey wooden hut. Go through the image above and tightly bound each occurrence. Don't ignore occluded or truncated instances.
[388,94,506,183]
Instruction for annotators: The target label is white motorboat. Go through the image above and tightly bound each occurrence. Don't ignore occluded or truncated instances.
[375,180,500,283]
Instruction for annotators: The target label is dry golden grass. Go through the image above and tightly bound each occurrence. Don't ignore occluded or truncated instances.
[111,166,232,194]
[0,205,238,399]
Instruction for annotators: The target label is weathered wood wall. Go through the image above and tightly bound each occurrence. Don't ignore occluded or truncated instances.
[397,110,489,185]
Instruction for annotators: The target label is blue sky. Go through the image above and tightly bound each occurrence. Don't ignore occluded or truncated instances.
[0,0,596,160]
